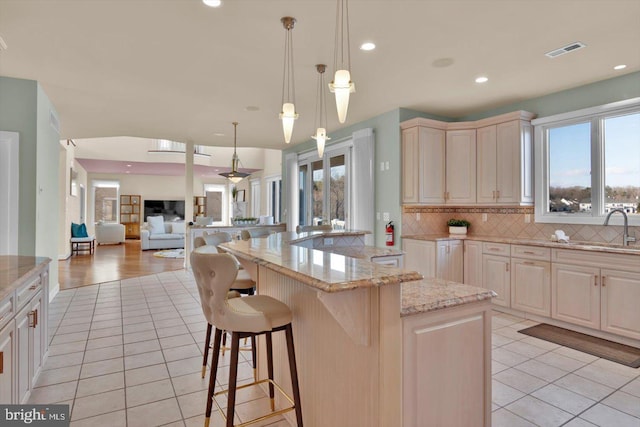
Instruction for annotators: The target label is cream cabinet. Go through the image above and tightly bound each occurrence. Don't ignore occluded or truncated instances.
[511,258,551,317]
[400,111,534,206]
[600,269,640,340]
[482,243,511,307]
[401,125,446,204]
[463,240,483,287]
[445,129,476,204]
[552,264,601,330]
[0,320,15,404]
[436,240,463,282]
[402,239,436,280]
[476,119,533,205]
[16,291,43,404]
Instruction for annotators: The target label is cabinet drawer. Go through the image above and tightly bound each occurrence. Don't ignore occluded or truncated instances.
[552,249,640,273]
[483,242,510,256]
[0,293,14,331]
[511,245,550,261]
[16,275,42,311]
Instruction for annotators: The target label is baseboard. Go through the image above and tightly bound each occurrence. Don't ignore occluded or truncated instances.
[58,251,71,260]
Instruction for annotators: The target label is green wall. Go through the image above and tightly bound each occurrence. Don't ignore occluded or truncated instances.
[282,72,640,248]
[0,76,60,292]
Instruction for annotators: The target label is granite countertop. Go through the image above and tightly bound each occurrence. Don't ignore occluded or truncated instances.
[401,278,497,317]
[402,234,640,256]
[281,229,371,245]
[0,256,51,300]
[189,224,285,229]
[219,232,421,293]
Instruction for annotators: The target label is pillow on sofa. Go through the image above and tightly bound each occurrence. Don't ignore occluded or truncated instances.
[171,222,186,234]
[71,222,88,237]
[147,216,165,235]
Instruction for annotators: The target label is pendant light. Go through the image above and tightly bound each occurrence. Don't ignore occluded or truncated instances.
[279,16,298,143]
[329,0,355,124]
[219,122,250,184]
[312,64,331,158]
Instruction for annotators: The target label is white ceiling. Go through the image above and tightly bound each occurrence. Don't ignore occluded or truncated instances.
[0,0,639,153]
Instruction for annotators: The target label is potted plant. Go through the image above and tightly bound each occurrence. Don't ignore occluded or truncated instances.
[447,218,470,235]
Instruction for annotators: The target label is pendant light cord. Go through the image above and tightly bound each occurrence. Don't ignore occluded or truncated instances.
[333,0,351,72]
[281,23,296,106]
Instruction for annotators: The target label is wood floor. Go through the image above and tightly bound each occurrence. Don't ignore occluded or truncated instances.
[58,240,184,290]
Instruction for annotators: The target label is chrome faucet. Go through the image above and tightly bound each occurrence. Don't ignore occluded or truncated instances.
[603,208,636,246]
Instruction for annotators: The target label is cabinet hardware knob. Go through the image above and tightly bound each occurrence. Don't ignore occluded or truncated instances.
[523,251,535,255]
[496,190,500,199]
[594,275,598,286]
[506,263,510,272]
[601,276,606,287]
[523,261,534,265]
[28,285,37,290]
[0,351,3,374]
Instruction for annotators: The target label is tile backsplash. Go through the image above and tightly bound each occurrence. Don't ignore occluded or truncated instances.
[402,206,638,245]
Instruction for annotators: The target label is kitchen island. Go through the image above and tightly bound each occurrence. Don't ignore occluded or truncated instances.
[219,232,495,427]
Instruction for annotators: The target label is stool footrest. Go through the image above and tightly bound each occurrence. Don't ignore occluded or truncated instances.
[212,378,296,427]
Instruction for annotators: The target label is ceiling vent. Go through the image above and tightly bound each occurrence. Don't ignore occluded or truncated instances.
[545,42,586,58]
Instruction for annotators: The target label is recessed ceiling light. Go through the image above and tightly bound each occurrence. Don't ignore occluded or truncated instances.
[214,133,225,137]
[360,42,375,51]
[475,76,488,83]
[202,0,222,7]
[126,164,132,167]
[244,106,260,112]
[614,64,627,70]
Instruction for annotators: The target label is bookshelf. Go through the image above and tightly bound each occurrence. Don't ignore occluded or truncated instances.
[120,194,141,239]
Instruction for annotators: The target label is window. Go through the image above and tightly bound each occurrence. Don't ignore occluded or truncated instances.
[534,98,640,224]
[298,145,350,228]
[250,179,261,218]
[92,181,119,223]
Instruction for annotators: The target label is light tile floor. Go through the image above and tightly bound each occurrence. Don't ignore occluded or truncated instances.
[31,271,640,427]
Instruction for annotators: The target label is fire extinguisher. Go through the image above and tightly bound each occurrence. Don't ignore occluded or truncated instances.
[386,221,395,246]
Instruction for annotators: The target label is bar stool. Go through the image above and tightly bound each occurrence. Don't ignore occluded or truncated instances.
[240,228,274,240]
[193,235,257,379]
[191,252,303,427]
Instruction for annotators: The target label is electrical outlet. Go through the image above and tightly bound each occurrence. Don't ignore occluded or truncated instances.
[524,214,531,223]
[385,161,390,170]
[383,212,390,221]
[482,213,488,222]
[376,212,381,220]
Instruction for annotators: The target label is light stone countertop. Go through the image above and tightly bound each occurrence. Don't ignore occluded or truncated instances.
[219,231,421,293]
[401,278,497,317]
[0,256,51,301]
[402,234,640,256]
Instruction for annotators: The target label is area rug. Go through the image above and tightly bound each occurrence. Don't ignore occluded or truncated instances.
[153,249,185,259]
[518,323,640,368]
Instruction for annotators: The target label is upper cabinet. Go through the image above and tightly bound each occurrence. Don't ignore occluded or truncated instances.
[401,111,535,206]
[401,123,446,204]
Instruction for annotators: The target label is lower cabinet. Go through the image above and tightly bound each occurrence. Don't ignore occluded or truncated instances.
[0,320,15,404]
[463,241,483,287]
[511,258,551,317]
[402,239,436,280]
[482,255,510,307]
[601,269,640,340]
[16,291,44,404]
[436,240,463,282]
[551,264,600,330]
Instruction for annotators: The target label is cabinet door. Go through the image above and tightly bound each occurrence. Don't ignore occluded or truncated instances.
[601,269,640,340]
[445,130,476,204]
[476,125,497,204]
[511,259,550,316]
[448,240,464,283]
[30,295,43,386]
[402,239,436,280]
[0,320,15,404]
[436,242,448,280]
[401,127,420,203]
[482,255,510,307]
[464,241,483,286]
[15,304,31,404]
[418,127,446,204]
[495,120,520,203]
[551,264,600,330]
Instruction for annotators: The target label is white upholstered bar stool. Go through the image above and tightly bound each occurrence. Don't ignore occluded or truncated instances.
[191,252,303,427]
[193,234,257,378]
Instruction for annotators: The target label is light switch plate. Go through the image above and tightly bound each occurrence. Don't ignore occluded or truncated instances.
[383,212,390,221]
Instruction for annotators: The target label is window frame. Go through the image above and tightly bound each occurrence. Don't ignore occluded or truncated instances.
[91,180,120,224]
[297,139,352,227]
[265,175,282,223]
[533,97,640,226]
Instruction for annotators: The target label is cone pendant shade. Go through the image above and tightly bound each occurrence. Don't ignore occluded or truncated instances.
[279,17,298,143]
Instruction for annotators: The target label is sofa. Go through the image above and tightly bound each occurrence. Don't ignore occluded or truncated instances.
[140,216,185,250]
[95,223,125,245]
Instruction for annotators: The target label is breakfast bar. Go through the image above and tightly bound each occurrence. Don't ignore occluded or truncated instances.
[220,231,495,426]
